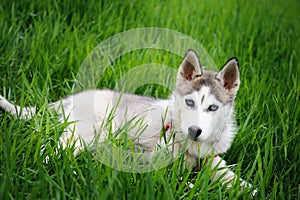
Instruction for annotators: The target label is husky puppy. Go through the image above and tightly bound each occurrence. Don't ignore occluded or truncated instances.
[0,50,255,192]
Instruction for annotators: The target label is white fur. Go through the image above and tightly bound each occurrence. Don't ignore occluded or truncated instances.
[0,50,256,195]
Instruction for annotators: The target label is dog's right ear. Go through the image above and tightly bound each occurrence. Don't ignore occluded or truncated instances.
[177,50,202,83]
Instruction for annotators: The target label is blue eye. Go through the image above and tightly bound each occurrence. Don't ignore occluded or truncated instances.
[208,104,219,111]
[185,99,195,107]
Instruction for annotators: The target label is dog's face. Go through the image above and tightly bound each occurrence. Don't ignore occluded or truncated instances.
[175,50,240,142]
[178,87,231,142]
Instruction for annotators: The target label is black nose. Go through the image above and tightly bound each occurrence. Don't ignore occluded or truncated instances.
[188,126,202,140]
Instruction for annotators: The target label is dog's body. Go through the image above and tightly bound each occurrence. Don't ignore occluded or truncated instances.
[0,50,254,191]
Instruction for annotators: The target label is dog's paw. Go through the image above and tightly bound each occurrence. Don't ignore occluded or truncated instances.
[251,188,258,197]
[240,179,258,197]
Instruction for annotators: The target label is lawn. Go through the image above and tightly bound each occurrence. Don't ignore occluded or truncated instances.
[0,0,299,199]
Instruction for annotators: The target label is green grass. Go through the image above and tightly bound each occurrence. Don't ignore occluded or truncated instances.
[0,0,299,199]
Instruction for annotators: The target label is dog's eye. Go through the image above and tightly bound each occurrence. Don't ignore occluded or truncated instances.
[185,99,195,107]
[208,104,219,111]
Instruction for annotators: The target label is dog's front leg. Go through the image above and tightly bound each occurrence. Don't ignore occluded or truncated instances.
[210,155,257,195]
[210,155,237,188]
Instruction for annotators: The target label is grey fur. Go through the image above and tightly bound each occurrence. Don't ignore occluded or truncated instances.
[0,49,256,194]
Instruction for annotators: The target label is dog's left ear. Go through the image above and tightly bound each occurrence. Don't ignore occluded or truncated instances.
[216,58,240,95]
[177,50,202,83]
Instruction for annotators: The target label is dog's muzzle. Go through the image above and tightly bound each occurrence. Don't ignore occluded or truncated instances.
[188,125,202,141]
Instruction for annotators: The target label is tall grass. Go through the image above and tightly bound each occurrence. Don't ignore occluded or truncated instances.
[0,0,299,199]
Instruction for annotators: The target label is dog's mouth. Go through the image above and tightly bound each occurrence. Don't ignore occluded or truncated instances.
[189,136,199,142]
[188,135,206,142]
[188,134,198,141]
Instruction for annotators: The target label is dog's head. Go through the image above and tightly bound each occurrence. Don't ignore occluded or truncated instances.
[174,50,240,142]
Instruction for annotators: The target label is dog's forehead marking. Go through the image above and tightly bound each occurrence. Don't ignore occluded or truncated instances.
[187,86,213,105]
[195,86,221,105]
[201,95,205,104]
[190,70,233,104]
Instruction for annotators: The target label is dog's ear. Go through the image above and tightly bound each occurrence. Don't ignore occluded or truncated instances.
[216,58,240,95]
[177,50,202,82]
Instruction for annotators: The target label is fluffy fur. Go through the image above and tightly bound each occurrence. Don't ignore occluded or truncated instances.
[0,50,255,193]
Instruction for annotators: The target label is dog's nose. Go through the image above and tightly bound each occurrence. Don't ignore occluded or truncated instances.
[188,126,202,140]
